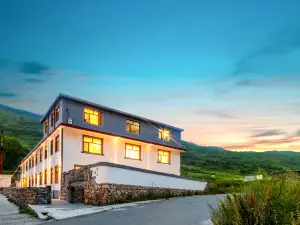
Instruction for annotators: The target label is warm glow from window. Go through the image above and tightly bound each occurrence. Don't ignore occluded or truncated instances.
[83,136,103,154]
[45,119,49,133]
[55,105,60,122]
[158,150,170,164]
[55,166,60,184]
[159,129,170,141]
[55,135,60,152]
[39,172,43,185]
[84,108,101,125]
[44,170,48,184]
[125,144,141,160]
[50,168,53,184]
[126,120,140,134]
[74,165,81,169]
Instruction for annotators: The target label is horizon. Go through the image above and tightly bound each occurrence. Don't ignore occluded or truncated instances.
[0,1,299,151]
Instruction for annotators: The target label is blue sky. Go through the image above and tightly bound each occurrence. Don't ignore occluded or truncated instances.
[0,0,300,151]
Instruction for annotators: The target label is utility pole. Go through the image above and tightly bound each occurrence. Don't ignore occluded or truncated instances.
[0,129,3,174]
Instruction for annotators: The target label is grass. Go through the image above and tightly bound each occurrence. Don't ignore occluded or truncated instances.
[19,206,38,217]
[210,173,300,224]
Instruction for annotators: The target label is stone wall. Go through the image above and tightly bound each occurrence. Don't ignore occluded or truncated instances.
[0,186,51,208]
[60,166,94,201]
[84,183,204,205]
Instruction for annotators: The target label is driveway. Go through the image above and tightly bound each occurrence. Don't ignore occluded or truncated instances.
[45,195,225,225]
[0,194,42,225]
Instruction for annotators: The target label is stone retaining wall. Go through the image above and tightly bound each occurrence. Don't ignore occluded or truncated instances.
[0,186,51,208]
[84,183,204,205]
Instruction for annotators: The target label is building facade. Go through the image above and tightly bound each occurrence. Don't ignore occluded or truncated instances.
[20,94,186,198]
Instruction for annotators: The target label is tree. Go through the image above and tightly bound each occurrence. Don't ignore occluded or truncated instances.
[3,136,26,171]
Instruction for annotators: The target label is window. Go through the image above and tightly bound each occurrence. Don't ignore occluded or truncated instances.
[126,120,140,135]
[29,159,31,169]
[45,119,49,133]
[84,108,102,125]
[83,136,103,154]
[39,172,43,185]
[51,112,55,127]
[158,129,170,141]
[35,152,38,165]
[32,175,35,186]
[125,144,141,160]
[55,135,60,152]
[44,170,48,184]
[45,144,48,159]
[31,157,34,168]
[55,166,59,184]
[158,150,171,164]
[50,168,53,184]
[74,165,81,169]
[50,140,54,155]
[40,148,43,162]
[55,105,60,122]
[35,174,37,186]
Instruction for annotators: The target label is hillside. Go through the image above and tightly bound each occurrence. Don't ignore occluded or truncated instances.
[181,141,300,181]
[1,104,300,179]
[0,104,42,151]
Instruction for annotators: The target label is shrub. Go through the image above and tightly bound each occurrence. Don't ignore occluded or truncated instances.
[210,173,300,224]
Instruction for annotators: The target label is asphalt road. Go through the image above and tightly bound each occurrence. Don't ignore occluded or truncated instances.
[45,195,225,225]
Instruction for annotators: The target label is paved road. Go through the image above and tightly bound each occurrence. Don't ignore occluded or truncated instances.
[45,195,225,225]
[0,194,42,225]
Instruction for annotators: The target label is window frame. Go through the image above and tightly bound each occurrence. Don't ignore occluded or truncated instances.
[45,143,48,159]
[55,135,60,152]
[82,135,104,155]
[50,140,54,155]
[124,143,141,160]
[157,150,171,164]
[44,169,48,185]
[40,148,43,162]
[158,129,171,142]
[45,119,49,134]
[83,107,102,126]
[55,166,59,184]
[39,172,43,185]
[50,167,53,184]
[55,105,60,122]
[126,119,141,135]
[51,112,55,127]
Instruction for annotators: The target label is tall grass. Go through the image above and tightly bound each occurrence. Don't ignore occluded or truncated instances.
[211,173,300,225]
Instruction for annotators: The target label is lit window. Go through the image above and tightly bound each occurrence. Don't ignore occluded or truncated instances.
[44,170,48,184]
[45,119,49,133]
[45,144,48,159]
[50,168,53,184]
[51,112,54,127]
[158,150,171,164]
[126,120,140,135]
[83,136,103,154]
[39,172,43,185]
[55,105,60,122]
[55,166,60,184]
[84,108,101,125]
[55,135,60,152]
[125,144,141,160]
[35,174,37,186]
[158,129,170,141]
[74,165,81,169]
[35,152,38,165]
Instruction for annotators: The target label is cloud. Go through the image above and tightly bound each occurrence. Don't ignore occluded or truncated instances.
[233,28,300,76]
[24,78,46,83]
[296,130,300,136]
[0,92,17,97]
[19,62,50,75]
[251,129,286,138]
[194,109,236,119]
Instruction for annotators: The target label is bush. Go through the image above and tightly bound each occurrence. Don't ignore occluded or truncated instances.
[210,173,300,224]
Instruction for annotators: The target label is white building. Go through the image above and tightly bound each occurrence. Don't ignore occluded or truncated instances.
[20,94,206,199]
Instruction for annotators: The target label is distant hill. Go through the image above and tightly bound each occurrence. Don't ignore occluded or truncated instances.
[0,104,42,150]
[181,141,300,181]
[1,104,300,180]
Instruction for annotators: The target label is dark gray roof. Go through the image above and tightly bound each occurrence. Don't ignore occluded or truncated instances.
[41,93,184,132]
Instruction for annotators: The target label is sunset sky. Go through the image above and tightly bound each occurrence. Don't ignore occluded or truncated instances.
[0,0,300,151]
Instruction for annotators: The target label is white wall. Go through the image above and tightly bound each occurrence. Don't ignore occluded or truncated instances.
[20,128,62,192]
[63,126,182,175]
[91,165,207,191]
[0,175,11,187]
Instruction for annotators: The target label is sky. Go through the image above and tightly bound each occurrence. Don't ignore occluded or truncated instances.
[0,0,300,151]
